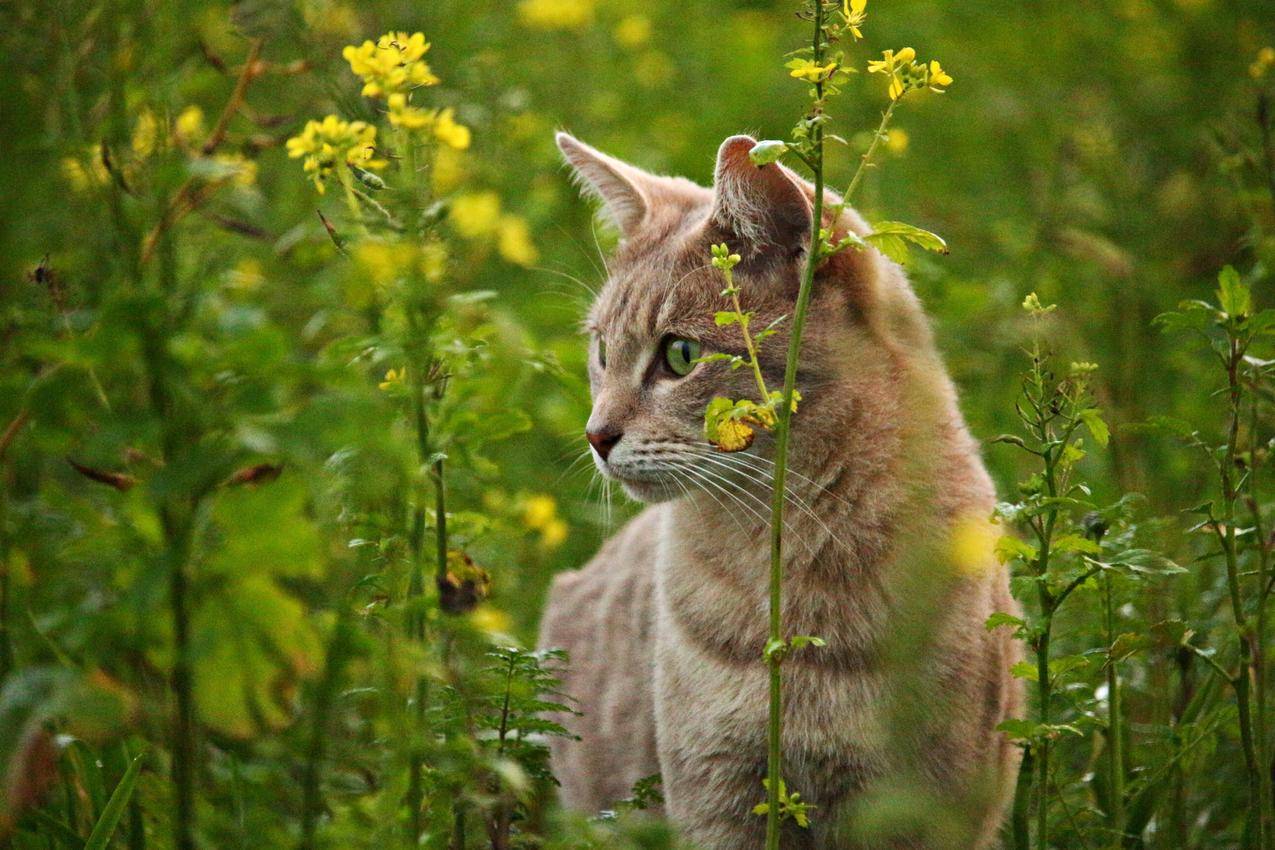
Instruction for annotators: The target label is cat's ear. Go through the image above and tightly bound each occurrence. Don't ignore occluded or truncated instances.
[710,135,811,255]
[556,132,653,237]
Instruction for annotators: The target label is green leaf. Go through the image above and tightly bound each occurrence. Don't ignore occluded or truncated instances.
[1053,534,1102,555]
[1010,660,1038,681]
[84,750,146,850]
[714,311,743,327]
[995,534,1037,565]
[748,140,789,166]
[864,221,949,264]
[1216,265,1251,319]
[985,611,1026,632]
[1079,408,1109,448]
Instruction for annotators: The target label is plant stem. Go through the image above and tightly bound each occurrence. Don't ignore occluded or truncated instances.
[724,272,771,405]
[1103,571,1125,837]
[839,99,897,210]
[299,612,352,850]
[1218,337,1266,850]
[766,4,826,847]
[163,505,196,850]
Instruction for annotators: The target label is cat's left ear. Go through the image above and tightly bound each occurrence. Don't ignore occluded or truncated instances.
[710,135,811,256]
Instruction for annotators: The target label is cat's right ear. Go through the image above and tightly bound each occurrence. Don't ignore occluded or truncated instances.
[556,132,650,237]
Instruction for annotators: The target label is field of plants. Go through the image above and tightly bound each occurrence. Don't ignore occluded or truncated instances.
[2,0,1275,847]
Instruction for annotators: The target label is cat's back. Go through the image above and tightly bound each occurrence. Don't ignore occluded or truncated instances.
[538,505,664,812]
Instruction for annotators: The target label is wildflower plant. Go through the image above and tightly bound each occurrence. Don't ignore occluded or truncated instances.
[700,2,955,846]
[283,29,553,846]
[992,296,1186,850]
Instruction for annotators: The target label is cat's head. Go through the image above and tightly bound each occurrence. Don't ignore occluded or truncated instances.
[558,131,929,503]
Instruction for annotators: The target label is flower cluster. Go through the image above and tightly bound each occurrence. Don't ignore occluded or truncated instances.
[867,47,952,100]
[342,32,439,99]
[340,31,471,149]
[285,115,384,194]
[448,192,539,267]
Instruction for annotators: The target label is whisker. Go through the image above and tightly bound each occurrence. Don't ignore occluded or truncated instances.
[660,461,755,541]
[677,459,818,560]
[694,450,842,546]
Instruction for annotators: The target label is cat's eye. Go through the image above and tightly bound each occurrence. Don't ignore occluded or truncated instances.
[662,337,701,377]
[596,336,607,368]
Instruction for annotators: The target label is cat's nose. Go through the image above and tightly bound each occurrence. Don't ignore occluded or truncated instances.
[586,428,622,461]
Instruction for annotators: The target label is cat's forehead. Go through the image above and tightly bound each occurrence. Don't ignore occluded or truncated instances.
[589,232,720,337]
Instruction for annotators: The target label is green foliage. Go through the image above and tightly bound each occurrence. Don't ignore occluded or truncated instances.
[1,0,1274,849]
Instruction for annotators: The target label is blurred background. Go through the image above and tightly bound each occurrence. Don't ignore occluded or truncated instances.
[1,0,1274,846]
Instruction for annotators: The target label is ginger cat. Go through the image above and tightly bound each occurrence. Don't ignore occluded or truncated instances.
[539,132,1022,849]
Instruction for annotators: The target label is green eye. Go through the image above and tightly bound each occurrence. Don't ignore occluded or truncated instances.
[596,336,607,368]
[662,337,701,377]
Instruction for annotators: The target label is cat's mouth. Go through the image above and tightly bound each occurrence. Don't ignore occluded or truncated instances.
[596,460,684,504]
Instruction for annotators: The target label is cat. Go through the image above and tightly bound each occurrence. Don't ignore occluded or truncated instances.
[538,131,1023,850]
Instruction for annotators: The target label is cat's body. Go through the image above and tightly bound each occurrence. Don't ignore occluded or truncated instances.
[539,133,1022,849]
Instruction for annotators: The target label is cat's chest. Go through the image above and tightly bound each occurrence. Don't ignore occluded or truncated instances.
[652,511,894,667]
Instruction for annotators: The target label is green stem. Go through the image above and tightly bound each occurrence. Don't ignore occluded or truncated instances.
[299,612,353,850]
[1012,747,1033,850]
[724,271,771,404]
[1035,616,1052,850]
[839,98,897,209]
[1104,571,1126,837]
[163,505,196,850]
[1219,339,1265,850]
[765,4,827,848]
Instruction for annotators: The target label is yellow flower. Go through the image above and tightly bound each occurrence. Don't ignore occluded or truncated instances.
[788,58,838,83]
[433,108,471,150]
[355,240,418,284]
[378,367,404,391]
[61,147,110,192]
[174,105,206,147]
[386,92,434,130]
[497,215,539,266]
[866,46,915,76]
[714,419,755,453]
[841,0,867,40]
[420,241,449,283]
[614,14,651,48]
[211,153,257,187]
[1252,46,1275,81]
[433,145,468,195]
[285,115,384,193]
[522,495,568,549]
[540,518,568,549]
[448,191,502,239]
[867,48,949,101]
[884,128,909,155]
[948,513,998,577]
[131,109,161,158]
[517,0,596,31]
[523,494,557,530]
[927,59,953,92]
[469,605,513,636]
[342,31,439,100]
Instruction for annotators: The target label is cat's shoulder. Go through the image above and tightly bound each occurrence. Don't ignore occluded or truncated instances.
[540,505,664,627]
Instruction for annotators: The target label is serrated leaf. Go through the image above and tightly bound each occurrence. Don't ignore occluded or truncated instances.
[1010,660,1038,681]
[864,221,949,264]
[985,611,1026,632]
[995,535,1037,565]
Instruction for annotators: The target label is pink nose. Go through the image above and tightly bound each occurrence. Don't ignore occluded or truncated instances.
[586,429,622,461]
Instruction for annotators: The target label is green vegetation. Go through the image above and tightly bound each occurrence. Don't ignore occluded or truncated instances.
[1,0,1275,848]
